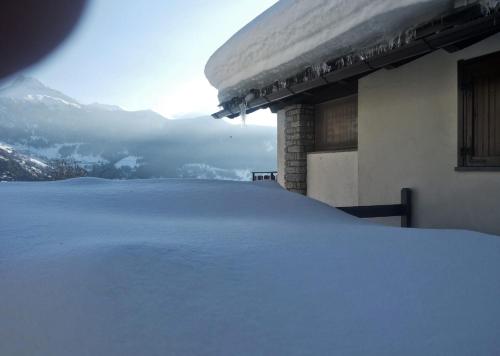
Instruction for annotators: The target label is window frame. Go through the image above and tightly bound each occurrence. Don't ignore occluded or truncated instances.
[314,94,358,152]
[458,50,500,169]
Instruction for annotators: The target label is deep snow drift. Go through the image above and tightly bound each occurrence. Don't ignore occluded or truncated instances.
[206,0,457,102]
[1,178,500,355]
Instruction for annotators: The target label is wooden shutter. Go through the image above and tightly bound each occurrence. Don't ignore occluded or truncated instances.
[315,95,358,151]
[459,51,500,167]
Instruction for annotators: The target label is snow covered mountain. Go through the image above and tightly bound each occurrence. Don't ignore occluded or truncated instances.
[0,142,51,181]
[0,76,276,180]
[0,142,85,181]
[0,76,168,142]
[0,75,82,107]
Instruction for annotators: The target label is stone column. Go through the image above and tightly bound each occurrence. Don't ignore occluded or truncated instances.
[276,110,286,188]
[284,104,315,195]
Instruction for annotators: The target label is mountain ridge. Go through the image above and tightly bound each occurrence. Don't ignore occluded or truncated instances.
[0,76,276,181]
[0,75,159,115]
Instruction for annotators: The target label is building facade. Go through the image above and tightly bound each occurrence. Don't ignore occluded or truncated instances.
[209,1,500,235]
[277,34,500,235]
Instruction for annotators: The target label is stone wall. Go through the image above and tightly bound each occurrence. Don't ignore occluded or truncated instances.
[284,104,315,194]
[276,110,286,188]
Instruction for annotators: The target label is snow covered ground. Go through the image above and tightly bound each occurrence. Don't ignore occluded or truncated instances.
[1,178,499,355]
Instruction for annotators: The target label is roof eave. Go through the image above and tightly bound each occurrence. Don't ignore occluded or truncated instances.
[212,4,500,119]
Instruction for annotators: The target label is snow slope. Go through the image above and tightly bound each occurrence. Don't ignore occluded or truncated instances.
[1,179,499,355]
[205,0,455,102]
[114,155,142,169]
[0,75,82,107]
[0,142,54,181]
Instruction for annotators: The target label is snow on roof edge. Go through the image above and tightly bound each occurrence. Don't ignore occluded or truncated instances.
[206,0,500,117]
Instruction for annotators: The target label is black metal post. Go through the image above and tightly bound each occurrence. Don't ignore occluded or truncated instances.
[337,188,413,228]
[401,188,412,228]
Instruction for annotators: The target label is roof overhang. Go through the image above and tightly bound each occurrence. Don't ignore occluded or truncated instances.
[212,3,500,119]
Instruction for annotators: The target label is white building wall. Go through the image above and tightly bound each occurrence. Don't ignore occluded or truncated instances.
[307,151,358,207]
[358,34,500,235]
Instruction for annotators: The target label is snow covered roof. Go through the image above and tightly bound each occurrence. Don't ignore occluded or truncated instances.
[1,178,500,354]
[206,0,500,119]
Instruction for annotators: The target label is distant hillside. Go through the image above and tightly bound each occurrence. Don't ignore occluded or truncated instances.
[0,76,276,180]
[0,142,86,181]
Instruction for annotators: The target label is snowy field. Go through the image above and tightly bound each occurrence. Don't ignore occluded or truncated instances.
[1,178,499,355]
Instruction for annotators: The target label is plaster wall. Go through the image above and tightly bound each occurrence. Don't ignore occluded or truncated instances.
[358,34,500,234]
[307,151,359,207]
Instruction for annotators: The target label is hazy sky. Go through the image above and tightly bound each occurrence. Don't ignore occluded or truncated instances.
[25,0,278,125]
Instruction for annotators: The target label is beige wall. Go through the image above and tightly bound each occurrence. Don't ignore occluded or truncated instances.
[358,34,500,235]
[307,151,358,206]
[277,109,286,188]
[275,34,500,234]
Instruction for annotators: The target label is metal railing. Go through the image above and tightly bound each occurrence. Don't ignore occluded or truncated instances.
[337,188,413,228]
[252,171,278,182]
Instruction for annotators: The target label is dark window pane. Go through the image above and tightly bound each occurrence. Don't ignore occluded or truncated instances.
[315,95,358,151]
[459,51,500,167]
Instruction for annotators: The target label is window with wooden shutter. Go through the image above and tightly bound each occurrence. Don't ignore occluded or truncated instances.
[315,95,358,151]
[458,51,500,168]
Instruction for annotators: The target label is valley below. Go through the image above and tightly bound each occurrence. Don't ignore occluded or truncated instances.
[0,76,277,181]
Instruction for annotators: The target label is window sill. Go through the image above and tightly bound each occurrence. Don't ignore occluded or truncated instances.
[310,148,358,154]
[455,166,500,172]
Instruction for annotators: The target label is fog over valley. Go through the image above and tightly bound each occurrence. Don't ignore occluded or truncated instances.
[0,76,277,181]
